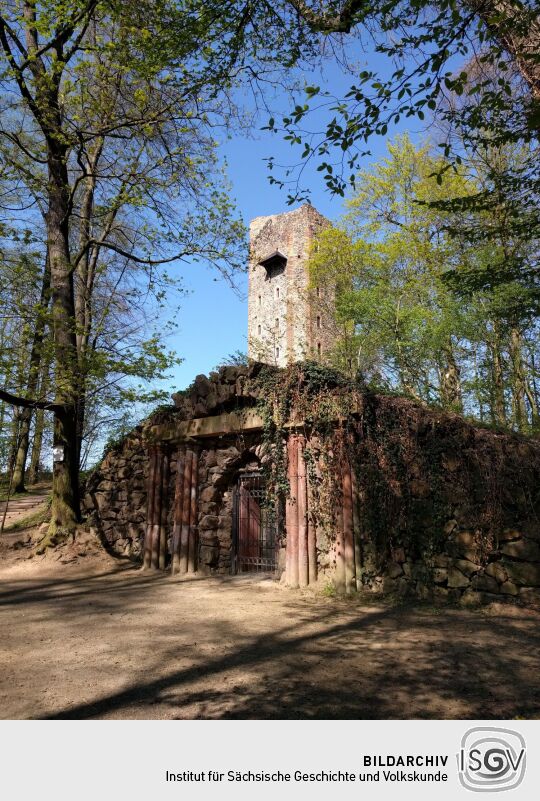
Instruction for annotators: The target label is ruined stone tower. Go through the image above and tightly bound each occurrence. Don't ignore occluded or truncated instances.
[247,204,336,366]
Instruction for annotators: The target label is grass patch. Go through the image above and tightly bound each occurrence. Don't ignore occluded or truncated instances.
[2,501,51,533]
[0,479,52,502]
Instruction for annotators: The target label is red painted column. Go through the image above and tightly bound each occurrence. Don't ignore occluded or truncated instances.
[187,448,199,573]
[285,435,299,587]
[342,459,356,593]
[171,449,185,575]
[297,435,309,587]
[179,448,193,574]
[334,442,346,591]
[306,437,318,586]
[351,464,362,591]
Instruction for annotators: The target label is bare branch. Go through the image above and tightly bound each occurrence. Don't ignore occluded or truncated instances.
[0,387,68,412]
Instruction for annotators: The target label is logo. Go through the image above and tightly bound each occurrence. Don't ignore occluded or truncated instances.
[458,727,526,792]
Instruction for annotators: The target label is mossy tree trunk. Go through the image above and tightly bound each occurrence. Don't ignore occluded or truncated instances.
[42,144,81,544]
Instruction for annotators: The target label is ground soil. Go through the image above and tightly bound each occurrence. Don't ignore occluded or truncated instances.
[0,530,539,720]
[0,483,50,530]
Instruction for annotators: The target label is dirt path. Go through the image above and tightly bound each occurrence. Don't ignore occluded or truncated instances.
[0,483,50,530]
[0,542,539,720]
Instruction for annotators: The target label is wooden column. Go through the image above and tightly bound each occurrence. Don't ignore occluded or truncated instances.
[333,439,346,591]
[285,434,299,587]
[297,435,309,587]
[342,458,356,594]
[306,434,321,586]
[172,446,199,575]
[307,451,318,586]
[187,448,199,573]
[351,466,362,591]
[286,433,319,587]
[158,448,169,570]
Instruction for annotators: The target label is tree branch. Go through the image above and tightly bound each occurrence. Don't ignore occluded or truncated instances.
[0,388,68,412]
[72,238,190,271]
[285,0,368,32]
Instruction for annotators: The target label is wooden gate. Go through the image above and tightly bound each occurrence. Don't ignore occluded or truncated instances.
[232,472,277,573]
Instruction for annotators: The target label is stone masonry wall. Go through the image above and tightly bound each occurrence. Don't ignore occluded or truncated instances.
[83,365,540,604]
[82,364,267,568]
[248,204,336,366]
[351,394,540,605]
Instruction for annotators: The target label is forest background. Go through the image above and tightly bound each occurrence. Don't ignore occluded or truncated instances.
[0,0,537,545]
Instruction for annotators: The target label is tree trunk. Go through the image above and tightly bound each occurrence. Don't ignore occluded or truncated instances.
[469,0,540,103]
[11,252,51,493]
[74,161,95,466]
[440,341,463,412]
[509,327,529,431]
[40,146,81,546]
[0,1,86,544]
[7,411,21,481]
[28,360,50,485]
[489,323,506,426]
[531,351,540,430]
[473,347,485,421]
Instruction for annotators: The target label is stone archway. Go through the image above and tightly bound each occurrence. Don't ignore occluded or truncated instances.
[232,470,279,574]
[195,444,267,575]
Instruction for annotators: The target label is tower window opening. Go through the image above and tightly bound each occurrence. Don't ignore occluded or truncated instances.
[258,295,261,306]
[316,315,321,329]
[258,325,261,336]
[276,346,280,358]
[316,286,320,298]
[317,342,321,357]
[276,287,280,299]
[275,317,279,329]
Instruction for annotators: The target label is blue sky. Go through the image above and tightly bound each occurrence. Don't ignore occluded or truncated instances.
[164,54,424,394]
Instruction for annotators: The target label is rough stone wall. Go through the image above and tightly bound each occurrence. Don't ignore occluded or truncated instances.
[83,425,148,559]
[350,394,540,605]
[83,365,266,568]
[247,204,336,366]
[196,440,267,573]
[83,365,540,604]
[83,431,257,571]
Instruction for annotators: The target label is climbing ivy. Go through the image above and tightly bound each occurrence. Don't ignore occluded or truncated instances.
[251,361,514,586]
[252,362,363,552]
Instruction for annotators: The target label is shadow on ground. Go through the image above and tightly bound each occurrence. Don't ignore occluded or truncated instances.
[1,560,539,720]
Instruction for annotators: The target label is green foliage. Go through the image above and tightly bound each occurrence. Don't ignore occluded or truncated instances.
[212,350,249,371]
[0,0,258,474]
[3,499,50,533]
[309,136,540,432]
[265,0,539,205]
[321,581,337,598]
[253,361,361,539]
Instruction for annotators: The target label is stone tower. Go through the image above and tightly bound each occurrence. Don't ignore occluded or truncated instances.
[247,204,336,366]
